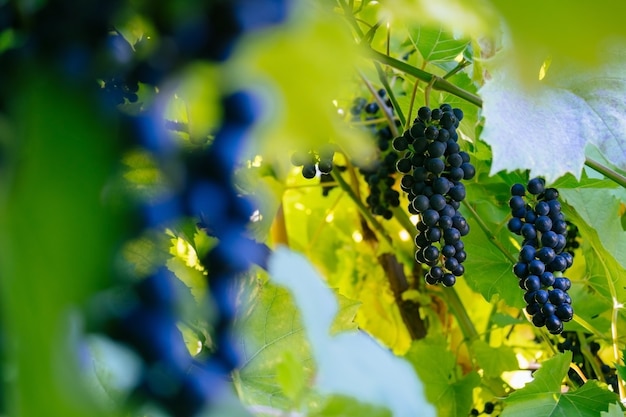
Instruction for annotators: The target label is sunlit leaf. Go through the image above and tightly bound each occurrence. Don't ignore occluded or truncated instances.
[503,352,619,417]
[472,340,518,378]
[268,247,436,417]
[235,281,313,410]
[486,1,626,73]
[480,50,626,183]
[407,26,469,63]
[601,402,625,417]
[310,395,392,417]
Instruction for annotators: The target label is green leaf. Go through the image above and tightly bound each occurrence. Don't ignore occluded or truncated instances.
[268,247,436,417]
[472,340,518,378]
[235,281,313,410]
[601,402,626,417]
[560,188,626,271]
[330,294,360,334]
[85,336,142,408]
[406,336,480,417]
[463,227,519,306]
[479,51,626,183]
[490,313,525,327]
[310,395,392,417]
[0,73,127,416]
[503,352,619,417]
[406,26,469,63]
[485,1,626,70]
[275,351,308,402]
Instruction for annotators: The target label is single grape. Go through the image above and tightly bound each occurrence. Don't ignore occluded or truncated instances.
[318,159,333,174]
[365,102,379,114]
[519,245,536,262]
[302,164,317,179]
[461,163,475,180]
[511,183,526,196]
[540,271,555,287]
[392,136,409,151]
[448,184,466,202]
[417,106,431,122]
[422,209,440,227]
[412,195,430,213]
[527,177,545,195]
[441,273,456,287]
[508,217,523,234]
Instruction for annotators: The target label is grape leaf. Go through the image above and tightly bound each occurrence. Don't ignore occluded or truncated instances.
[463,215,521,308]
[490,313,525,327]
[275,351,308,402]
[560,188,626,272]
[601,402,625,417]
[472,340,518,378]
[405,336,480,417]
[236,5,371,162]
[485,1,626,71]
[235,282,313,410]
[85,335,142,407]
[310,395,392,417]
[502,352,619,417]
[479,51,626,183]
[0,75,127,417]
[268,247,436,417]
[406,26,469,63]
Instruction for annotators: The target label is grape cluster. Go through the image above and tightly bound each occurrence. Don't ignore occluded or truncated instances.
[395,104,475,286]
[290,145,335,179]
[350,91,401,219]
[558,332,617,392]
[469,401,498,416]
[101,76,140,106]
[507,178,574,334]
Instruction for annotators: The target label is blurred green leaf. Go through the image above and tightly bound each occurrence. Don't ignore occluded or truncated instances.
[275,351,307,402]
[268,247,436,417]
[0,73,126,417]
[486,1,626,72]
[405,335,480,417]
[310,395,392,417]
[235,281,313,410]
[601,402,625,417]
[472,340,518,378]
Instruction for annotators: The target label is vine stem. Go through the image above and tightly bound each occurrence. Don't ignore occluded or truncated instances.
[358,70,399,137]
[591,245,626,401]
[584,157,626,189]
[330,169,393,246]
[440,284,480,342]
[373,63,406,126]
[366,47,483,107]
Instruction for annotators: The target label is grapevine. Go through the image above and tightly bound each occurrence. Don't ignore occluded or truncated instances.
[0,2,625,417]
